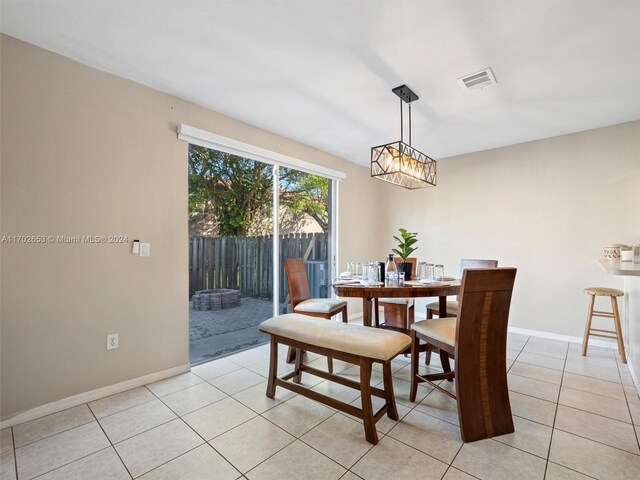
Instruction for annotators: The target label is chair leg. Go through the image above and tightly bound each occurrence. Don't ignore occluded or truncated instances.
[359,359,378,444]
[266,337,278,398]
[426,308,434,319]
[410,329,420,402]
[582,295,595,356]
[341,307,348,323]
[611,296,627,364]
[440,349,452,380]
[424,344,435,365]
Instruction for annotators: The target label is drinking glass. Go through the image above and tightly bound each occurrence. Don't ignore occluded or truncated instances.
[426,263,434,281]
[346,262,355,276]
[434,264,444,281]
[417,262,427,280]
[398,271,405,285]
[355,262,363,278]
[368,261,379,282]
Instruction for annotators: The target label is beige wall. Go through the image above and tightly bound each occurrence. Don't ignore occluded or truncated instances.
[382,120,640,338]
[0,35,388,419]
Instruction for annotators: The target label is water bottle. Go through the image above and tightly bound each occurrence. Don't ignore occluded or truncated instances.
[385,254,397,281]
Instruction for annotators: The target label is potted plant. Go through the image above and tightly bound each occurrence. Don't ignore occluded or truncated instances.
[392,228,418,279]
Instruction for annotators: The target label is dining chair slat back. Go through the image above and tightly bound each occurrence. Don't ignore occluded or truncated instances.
[410,267,517,442]
[284,258,311,311]
[454,267,517,441]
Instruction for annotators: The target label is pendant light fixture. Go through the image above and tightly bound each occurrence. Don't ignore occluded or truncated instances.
[371,85,436,189]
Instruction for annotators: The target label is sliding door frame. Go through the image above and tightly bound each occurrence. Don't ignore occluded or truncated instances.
[178,124,346,315]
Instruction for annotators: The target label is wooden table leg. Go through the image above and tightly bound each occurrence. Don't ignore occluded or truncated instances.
[362,297,373,327]
[439,295,448,317]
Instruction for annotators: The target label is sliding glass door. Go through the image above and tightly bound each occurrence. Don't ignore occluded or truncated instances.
[187,144,335,364]
[278,167,332,313]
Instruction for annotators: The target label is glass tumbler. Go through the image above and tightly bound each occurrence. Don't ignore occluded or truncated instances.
[355,262,363,278]
[347,262,355,276]
[426,263,435,281]
[368,261,379,282]
[416,262,427,280]
[434,264,444,281]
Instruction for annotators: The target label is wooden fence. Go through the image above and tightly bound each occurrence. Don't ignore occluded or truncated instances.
[189,233,328,301]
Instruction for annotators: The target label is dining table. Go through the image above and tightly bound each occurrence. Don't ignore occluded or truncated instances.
[332,279,462,329]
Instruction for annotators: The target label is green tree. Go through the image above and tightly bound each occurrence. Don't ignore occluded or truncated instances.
[188,145,328,236]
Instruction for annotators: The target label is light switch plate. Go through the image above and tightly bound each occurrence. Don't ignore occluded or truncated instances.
[139,243,150,257]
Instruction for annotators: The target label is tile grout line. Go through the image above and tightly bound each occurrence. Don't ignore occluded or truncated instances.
[11,427,18,480]
[9,407,96,450]
[143,381,246,479]
[617,356,640,453]
[542,339,569,478]
[87,402,135,479]
[28,446,116,480]
[12,420,122,480]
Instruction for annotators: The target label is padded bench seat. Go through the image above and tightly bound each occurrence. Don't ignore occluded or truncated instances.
[259,313,411,444]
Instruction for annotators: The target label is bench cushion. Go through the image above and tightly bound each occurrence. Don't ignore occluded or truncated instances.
[295,298,347,314]
[260,313,411,361]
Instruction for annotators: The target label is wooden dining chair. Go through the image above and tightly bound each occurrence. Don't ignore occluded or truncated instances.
[426,259,498,319]
[376,257,417,330]
[424,259,498,365]
[409,267,517,442]
[283,258,348,372]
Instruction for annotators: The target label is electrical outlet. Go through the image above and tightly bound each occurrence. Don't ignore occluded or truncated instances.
[107,333,119,350]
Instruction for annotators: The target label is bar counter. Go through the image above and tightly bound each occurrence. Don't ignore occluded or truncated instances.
[597,259,640,394]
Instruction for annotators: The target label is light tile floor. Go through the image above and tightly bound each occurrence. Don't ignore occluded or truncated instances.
[2,333,640,480]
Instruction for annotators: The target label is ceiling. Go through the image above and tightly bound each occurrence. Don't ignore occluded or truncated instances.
[2,0,640,166]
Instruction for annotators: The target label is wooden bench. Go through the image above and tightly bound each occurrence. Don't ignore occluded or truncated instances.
[259,313,411,444]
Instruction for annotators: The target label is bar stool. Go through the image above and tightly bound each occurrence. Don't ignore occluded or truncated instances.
[582,287,626,363]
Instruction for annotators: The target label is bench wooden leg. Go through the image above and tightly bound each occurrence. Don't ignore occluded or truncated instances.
[359,359,378,444]
[266,337,278,398]
[382,362,399,420]
[294,348,303,384]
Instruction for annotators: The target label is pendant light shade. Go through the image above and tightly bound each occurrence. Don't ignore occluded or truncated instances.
[371,85,436,189]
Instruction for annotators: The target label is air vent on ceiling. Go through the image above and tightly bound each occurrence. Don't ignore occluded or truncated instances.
[458,67,497,92]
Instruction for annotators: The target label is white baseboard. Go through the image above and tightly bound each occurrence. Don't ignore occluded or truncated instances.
[0,363,190,429]
[507,326,618,349]
[627,358,640,397]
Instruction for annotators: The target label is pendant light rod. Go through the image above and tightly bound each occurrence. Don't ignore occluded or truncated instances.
[409,103,412,146]
[400,98,403,144]
[393,84,418,145]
